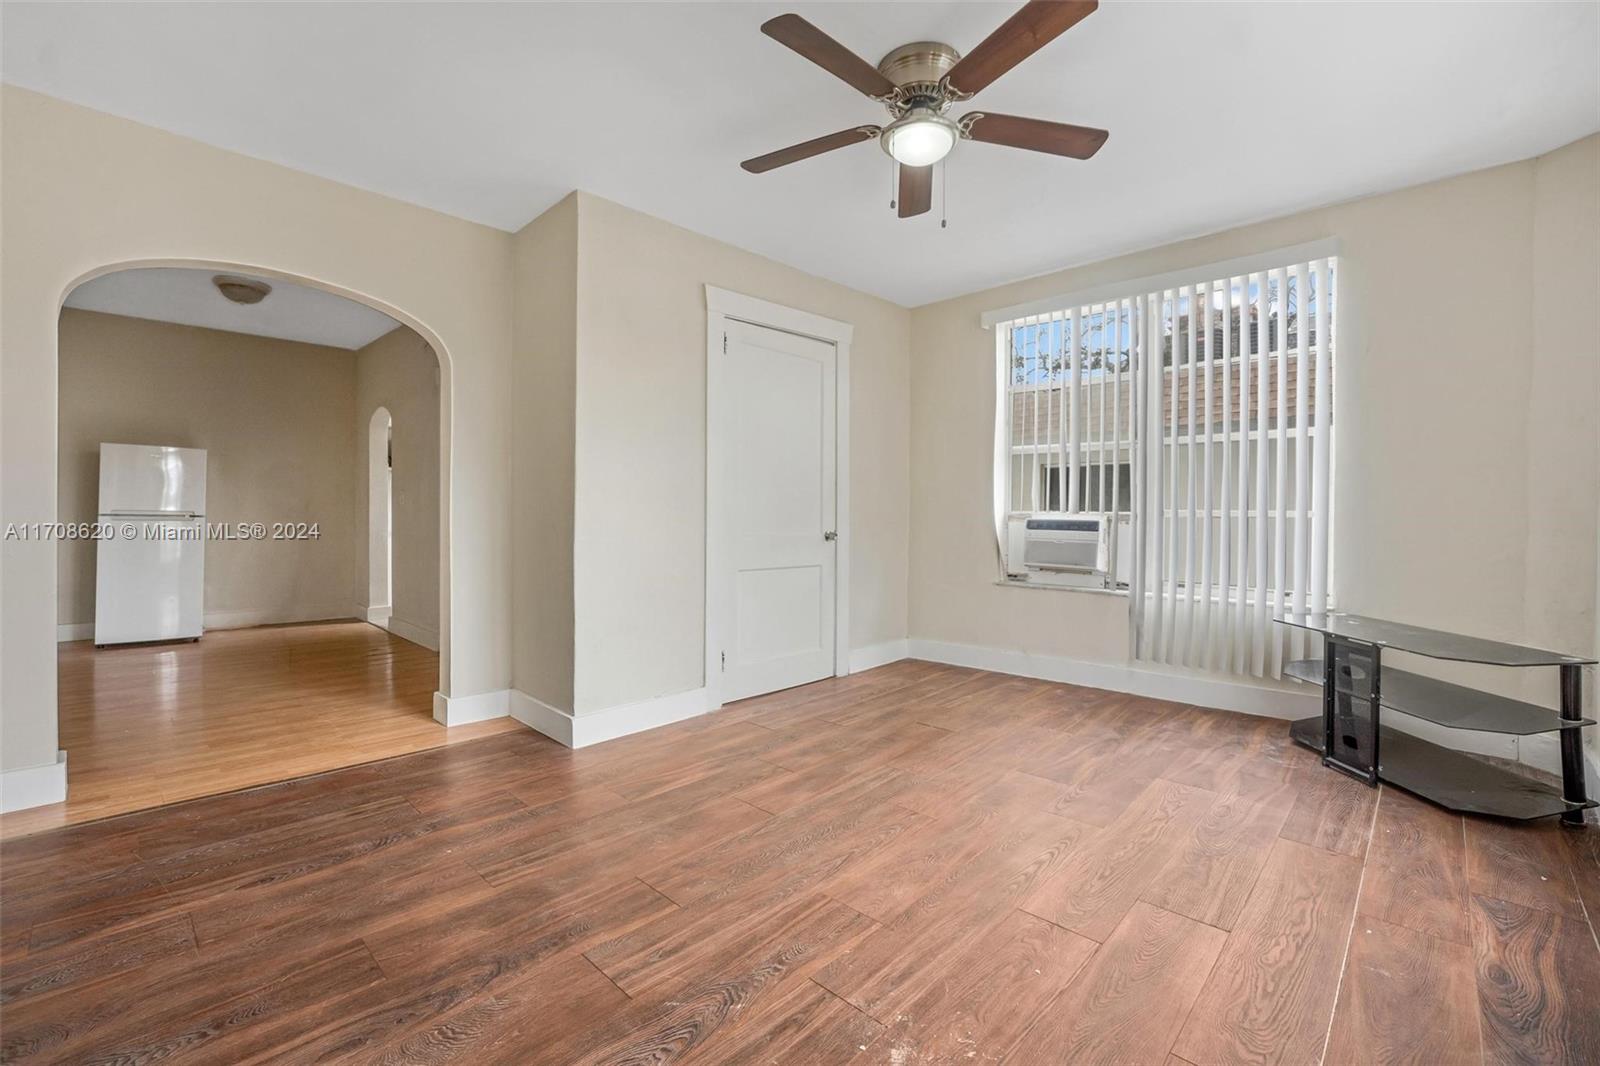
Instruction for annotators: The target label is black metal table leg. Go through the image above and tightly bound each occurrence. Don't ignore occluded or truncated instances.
[1559,663,1589,828]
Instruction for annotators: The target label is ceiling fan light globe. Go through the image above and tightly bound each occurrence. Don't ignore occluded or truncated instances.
[883,115,956,167]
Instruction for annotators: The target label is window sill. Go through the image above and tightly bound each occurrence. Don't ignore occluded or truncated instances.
[995,578,1129,597]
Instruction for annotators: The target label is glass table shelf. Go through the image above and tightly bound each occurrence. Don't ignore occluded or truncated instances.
[1284,659,1595,736]
[1277,611,1598,667]
[1288,716,1595,821]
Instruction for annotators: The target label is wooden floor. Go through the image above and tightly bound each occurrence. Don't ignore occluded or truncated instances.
[2,660,1596,1064]
[1,622,520,839]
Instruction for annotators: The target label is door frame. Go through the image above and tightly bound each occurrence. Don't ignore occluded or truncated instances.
[704,285,853,712]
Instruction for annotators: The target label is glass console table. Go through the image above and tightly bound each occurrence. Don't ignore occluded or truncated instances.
[1276,612,1596,825]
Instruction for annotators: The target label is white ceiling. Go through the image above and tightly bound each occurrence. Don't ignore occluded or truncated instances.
[6,2,1597,307]
[65,268,402,350]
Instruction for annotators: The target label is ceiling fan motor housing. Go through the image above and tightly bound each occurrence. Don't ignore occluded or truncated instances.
[877,41,961,106]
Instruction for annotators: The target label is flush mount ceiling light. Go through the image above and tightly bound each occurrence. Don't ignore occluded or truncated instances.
[741,2,1110,219]
[212,275,272,305]
[881,108,959,167]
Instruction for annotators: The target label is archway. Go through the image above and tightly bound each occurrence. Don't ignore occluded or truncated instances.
[55,256,457,699]
[368,406,394,626]
[41,261,466,827]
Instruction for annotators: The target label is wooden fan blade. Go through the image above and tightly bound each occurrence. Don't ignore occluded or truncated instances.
[741,126,880,174]
[898,164,932,218]
[945,1,1098,97]
[962,112,1108,159]
[762,14,898,98]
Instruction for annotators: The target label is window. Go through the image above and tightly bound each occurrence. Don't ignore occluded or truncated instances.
[990,243,1337,679]
[999,300,1139,586]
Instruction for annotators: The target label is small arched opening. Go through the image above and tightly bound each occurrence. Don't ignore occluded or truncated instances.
[368,406,394,626]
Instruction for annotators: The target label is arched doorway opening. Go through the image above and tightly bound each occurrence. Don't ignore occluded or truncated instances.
[44,263,494,828]
[368,406,394,626]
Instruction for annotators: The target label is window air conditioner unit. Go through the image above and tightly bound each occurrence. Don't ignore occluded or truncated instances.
[1006,514,1109,588]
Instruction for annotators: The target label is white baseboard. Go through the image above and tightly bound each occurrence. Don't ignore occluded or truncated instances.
[385,615,438,651]
[204,605,357,630]
[59,605,359,643]
[363,603,391,625]
[1,751,68,812]
[60,605,359,642]
[510,686,710,749]
[848,639,910,673]
[907,638,1320,721]
[508,690,574,746]
[432,689,509,727]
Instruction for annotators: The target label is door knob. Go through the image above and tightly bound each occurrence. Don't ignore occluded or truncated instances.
[823,530,837,541]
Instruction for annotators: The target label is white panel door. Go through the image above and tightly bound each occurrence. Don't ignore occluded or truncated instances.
[718,320,836,702]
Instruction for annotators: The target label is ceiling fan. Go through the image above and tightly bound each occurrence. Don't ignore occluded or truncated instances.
[741,1,1107,219]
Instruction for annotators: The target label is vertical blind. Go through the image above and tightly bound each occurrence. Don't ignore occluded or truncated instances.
[992,248,1337,679]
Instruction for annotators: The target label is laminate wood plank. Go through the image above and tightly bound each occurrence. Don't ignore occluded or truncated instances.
[906,674,1059,734]
[1140,773,1298,931]
[592,804,927,999]
[468,762,779,886]
[1011,724,1158,827]
[1049,727,1198,827]
[890,724,1085,816]
[545,894,878,1066]
[1005,901,1226,1065]
[1160,712,1298,793]
[0,912,196,1008]
[27,791,519,954]
[474,797,773,908]
[596,890,879,1003]
[1357,786,1471,945]
[814,669,1004,729]
[756,717,951,777]
[727,660,963,729]
[818,801,1029,924]
[814,811,1095,1021]
[0,939,382,1065]
[640,776,928,911]
[1022,777,1217,941]
[879,908,1097,1065]
[185,850,491,954]
[1172,837,1365,1066]
[60,942,385,1066]
[1323,915,1481,1066]
[328,950,630,1066]
[1560,819,1600,934]
[1466,816,1586,920]
[1279,759,1379,857]
[678,977,882,1066]
[251,880,677,1064]
[585,721,792,802]
[1470,892,1600,1065]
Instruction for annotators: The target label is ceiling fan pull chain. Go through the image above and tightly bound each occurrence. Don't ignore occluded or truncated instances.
[940,159,948,229]
[890,160,897,211]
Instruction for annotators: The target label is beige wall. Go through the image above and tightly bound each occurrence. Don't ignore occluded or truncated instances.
[510,194,579,713]
[1528,135,1600,764]
[569,193,911,715]
[57,309,359,630]
[1,86,514,775]
[355,325,441,647]
[909,135,1600,751]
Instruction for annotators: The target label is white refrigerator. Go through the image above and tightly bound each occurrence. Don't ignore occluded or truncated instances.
[94,443,207,645]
